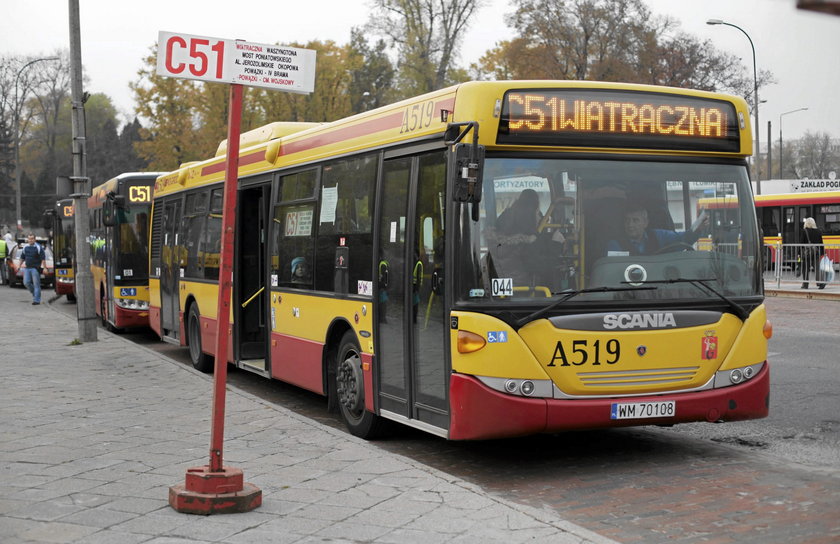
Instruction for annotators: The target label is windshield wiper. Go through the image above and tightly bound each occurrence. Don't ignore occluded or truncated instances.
[629,278,749,321]
[514,285,657,329]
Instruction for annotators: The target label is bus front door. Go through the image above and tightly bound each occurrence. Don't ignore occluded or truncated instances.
[160,199,182,340]
[376,151,449,435]
[235,184,268,372]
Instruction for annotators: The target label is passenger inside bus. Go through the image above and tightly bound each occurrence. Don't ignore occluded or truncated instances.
[290,256,311,285]
[606,201,708,256]
[497,189,542,238]
[487,189,568,291]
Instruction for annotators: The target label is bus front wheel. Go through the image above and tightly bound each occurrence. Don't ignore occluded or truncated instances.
[334,330,386,439]
[100,293,118,333]
[188,305,214,373]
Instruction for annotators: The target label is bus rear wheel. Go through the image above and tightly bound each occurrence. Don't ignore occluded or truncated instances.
[335,330,386,439]
[188,305,214,373]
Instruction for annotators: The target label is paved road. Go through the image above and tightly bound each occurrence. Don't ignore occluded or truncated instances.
[41,290,840,543]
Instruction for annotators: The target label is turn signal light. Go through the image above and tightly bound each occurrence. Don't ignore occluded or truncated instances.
[457,330,486,353]
[763,320,773,339]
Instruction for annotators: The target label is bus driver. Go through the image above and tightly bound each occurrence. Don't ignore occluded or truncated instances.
[607,202,707,256]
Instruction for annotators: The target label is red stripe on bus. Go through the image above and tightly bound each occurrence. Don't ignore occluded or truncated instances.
[280,112,404,156]
[280,97,456,157]
[200,151,265,176]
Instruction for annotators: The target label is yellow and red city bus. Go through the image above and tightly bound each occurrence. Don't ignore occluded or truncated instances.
[49,198,77,301]
[88,173,161,331]
[755,190,840,266]
[149,80,770,440]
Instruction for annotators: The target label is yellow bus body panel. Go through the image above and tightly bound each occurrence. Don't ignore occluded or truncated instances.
[111,285,149,302]
[270,292,375,355]
[452,304,767,397]
[449,311,552,380]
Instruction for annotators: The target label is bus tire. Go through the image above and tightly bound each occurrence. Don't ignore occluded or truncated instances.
[334,330,386,439]
[100,293,118,333]
[188,305,214,373]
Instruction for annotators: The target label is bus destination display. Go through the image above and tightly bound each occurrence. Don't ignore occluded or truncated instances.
[497,89,741,152]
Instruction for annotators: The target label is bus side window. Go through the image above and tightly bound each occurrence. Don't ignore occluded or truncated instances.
[272,168,318,290]
[315,154,377,294]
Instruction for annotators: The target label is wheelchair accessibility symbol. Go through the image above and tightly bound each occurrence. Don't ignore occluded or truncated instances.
[487,331,508,343]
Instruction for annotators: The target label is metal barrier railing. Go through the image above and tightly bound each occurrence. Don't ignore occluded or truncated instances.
[763,243,840,288]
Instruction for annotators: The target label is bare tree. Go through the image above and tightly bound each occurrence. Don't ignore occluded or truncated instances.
[368,0,484,97]
[791,131,840,179]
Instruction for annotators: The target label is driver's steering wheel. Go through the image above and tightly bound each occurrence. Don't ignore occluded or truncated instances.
[655,242,695,254]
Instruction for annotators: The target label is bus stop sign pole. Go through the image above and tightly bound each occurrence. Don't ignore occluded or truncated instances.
[168,83,262,514]
[157,31,315,515]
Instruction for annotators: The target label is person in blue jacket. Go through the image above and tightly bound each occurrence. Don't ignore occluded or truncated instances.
[606,202,707,256]
[20,233,46,305]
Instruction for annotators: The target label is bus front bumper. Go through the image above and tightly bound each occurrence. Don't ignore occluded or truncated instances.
[448,364,770,440]
[114,307,150,329]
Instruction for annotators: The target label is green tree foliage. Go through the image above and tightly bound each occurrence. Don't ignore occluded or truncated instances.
[131,47,205,170]
[1,52,151,229]
[12,52,70,228]
[119,118,151,173]
[132,39,376,168]
[253,40,356,124]
[367,0,483,98]
[347,28,395,111]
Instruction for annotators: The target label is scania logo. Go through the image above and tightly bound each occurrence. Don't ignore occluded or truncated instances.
[603,312,677,330]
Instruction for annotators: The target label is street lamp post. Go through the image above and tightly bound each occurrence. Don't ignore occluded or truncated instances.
[779,107,808,178]
[706,19,761,193]
[13,57,59,233]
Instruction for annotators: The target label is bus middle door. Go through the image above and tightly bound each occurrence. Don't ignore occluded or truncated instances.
[160,199,182,341]
[376,150,449,435]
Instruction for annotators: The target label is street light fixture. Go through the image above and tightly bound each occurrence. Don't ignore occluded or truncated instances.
[13,56,60,233]
[706,19,761,193]
[779,107,808,178]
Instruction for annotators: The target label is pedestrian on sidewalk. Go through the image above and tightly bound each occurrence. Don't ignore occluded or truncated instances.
[0,233,6,285]
[800,217,825,290]
[20,233,45,304]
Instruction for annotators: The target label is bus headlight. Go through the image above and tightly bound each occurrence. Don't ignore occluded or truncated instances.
[714,362,763,388]
[477,376,553,398]
[115,298,149,310]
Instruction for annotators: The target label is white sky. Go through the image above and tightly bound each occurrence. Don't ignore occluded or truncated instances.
[2,0,838,143]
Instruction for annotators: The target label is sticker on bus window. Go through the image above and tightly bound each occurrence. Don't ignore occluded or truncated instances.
[271,274,278,287]
[491,278,513,297]
[320,186,338,223]
[124,269,133,277]
[285,209,313,236]
[358,280,373,296]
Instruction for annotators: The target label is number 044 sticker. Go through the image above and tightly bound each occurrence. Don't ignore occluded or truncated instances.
[491,278,513,297]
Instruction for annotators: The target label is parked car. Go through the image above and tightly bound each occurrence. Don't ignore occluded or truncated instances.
[5,243,55,288]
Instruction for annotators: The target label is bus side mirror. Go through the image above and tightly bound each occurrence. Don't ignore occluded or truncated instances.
[102,193,126,227]
[42,209,56,230]
[451,143,484,204]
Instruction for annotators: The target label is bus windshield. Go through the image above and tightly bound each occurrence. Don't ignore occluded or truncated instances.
[457,158,761,305]
[115,205,151,281]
